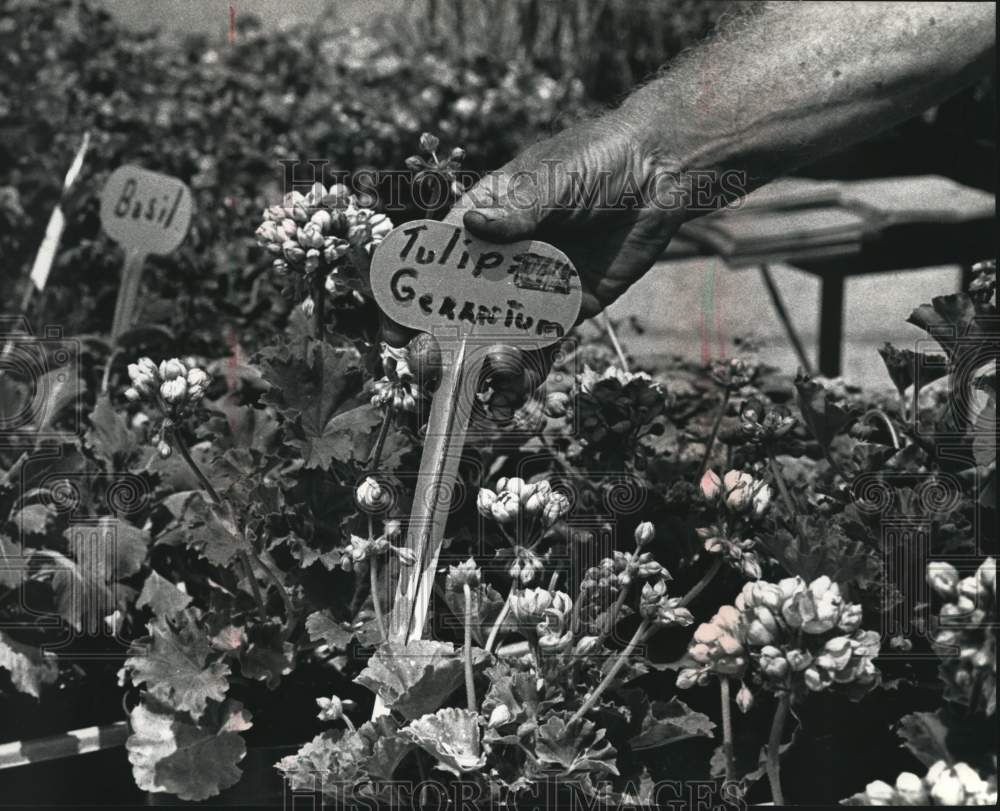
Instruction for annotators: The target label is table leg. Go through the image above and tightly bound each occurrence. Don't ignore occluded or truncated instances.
[818,273,844,377]
[758,264,815,375]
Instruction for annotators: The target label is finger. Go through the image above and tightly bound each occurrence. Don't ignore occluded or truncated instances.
[444,169,542,243]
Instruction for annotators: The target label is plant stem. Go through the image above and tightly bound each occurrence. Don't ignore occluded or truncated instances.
[370,560,386,644]
[720,677,735,784]
[485,586,514,654]
[171,426,281,628]
[343,715,357,734]
[313,274,325,339]
[697,388,731,481]
[367,404,395,471]
[767,448,797,519]
[368,516,386,643]
[237,550,267,623]
[595,580,631,647]
[678,558,723,608]
[463,583,476,712]
[172,427,223,505]
[250,547,296,638]
[568,619,649,727]
[600,311,629,372]
[766,693,790,805]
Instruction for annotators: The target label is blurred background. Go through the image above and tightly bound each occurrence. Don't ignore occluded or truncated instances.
[3,0,995,387]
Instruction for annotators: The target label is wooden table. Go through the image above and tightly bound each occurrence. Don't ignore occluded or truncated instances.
[663,176,997,376]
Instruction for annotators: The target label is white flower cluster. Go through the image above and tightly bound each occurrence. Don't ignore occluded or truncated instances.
[125,357,210,414]
[476,478,570,528]
[370,343,424,413]
[700,469,772,516]
[927,558,996,715]
[736,576,879,696]
[857,761,997,806]
[254,182,393,276]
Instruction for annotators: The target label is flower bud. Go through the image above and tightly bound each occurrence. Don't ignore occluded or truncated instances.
[803,667,826,691]
[159,358,187,381]
[419,132,440,154]
[487,704,511,729]
[675,668,703,689]
[282,240,305,264]
[316,695,344,721]
[498,477,525,497]
[759,646,789,679]
[837,602,863,633]
[310,209,332,231]
[157,439,172,459]
[634,521,655,547]
[926,561,960,599]
[160,377,188,404]
[405,155,424,172]
[864,780,897,804]
[735,683,754,713]
[785,648,812,671]
[574,636,600,655]
[523,481,552,514]
[543,391,569,417]
[700,470,722,500]
[450,146,466,163]
[186,367,210,401]
[929,774,965,806]
[490,491,520,524]
[446,558,480,591]
[298,222,325,250]
[894,772,927,805]
[541,492,570,526]
[356,476,390,511]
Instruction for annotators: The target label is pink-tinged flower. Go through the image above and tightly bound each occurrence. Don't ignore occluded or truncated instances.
[736,683,754,713]
[700,470,722,500]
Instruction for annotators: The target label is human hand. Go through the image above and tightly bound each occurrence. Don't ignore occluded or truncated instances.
[380,112,689,407]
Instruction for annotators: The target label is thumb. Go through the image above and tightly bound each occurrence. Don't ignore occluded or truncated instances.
[461,206,540,243]
[443,169,542,243]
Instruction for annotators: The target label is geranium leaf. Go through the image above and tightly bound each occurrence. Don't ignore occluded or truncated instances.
[403,708,485,776]
[896,710,954,767]
[534,712,619,779]
[631,698,715,750]
[137,571,193,617]
[275,728,369,800]
[238,621,293,688]
[127,699,251,802]
[124,610,230,719]
[0,630,59,698]
[355,639,486,720]
[85,394,143,467]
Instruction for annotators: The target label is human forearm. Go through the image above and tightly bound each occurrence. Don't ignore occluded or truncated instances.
[619,1,996,205]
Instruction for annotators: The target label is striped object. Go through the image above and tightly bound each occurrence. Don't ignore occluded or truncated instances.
[0,721,128,770]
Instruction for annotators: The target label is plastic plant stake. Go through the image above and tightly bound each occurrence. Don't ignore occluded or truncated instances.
[368,219,581,716]
[99,165,193,341]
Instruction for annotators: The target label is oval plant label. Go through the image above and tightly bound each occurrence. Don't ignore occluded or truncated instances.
[100,165,193,255]
[370,219,582,348]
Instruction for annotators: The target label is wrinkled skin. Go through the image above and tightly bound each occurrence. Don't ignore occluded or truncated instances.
[381,115,689,402]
